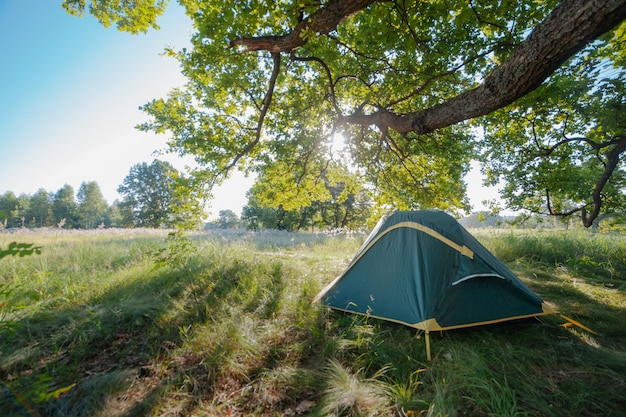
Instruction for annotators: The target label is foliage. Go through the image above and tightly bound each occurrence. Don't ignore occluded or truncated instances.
[0,192,30,228]
[117,159,182,228]
[2,173,206,230]
[479,22,626,227]
[76,181,108,229]
[242,161,373,230]
[2,185,119,230]
[241,202,302,231]
[29,188,53,228]
[212,209,240,229]
[61,0,168,34]
[149,230,198,270]
[59,1,626,226]
[0,191,18,228]
[136,0,483,213]
[0,241,42,260]
[52,184,79,229]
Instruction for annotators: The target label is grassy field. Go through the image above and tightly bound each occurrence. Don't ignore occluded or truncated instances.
[0,227,625,416]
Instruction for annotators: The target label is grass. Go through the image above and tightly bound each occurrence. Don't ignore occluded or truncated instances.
[0,227,625,416]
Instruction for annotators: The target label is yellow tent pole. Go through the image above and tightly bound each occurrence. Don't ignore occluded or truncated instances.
[425,331,431,361]
[560,314,600,335]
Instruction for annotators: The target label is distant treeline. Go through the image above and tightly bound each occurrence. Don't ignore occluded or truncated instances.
[1,182,125,230]
[459,211,626,231]
[1,160,204,230]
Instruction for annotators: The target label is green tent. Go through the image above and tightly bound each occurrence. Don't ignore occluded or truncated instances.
[315,210,555,358]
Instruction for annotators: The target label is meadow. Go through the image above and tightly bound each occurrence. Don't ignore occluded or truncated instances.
[0,227,625,416]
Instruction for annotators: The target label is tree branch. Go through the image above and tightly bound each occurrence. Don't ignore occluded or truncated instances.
[293,55,341,115]
[343,0,626,135]
[582,135,626,227]
[223,52,282,173]
[527,131,624,159]
[540,135,626,225]
[227,0,626,139]
[230,0,378,53]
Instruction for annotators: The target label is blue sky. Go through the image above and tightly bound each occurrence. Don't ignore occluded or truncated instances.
[0,0,253,217]
[0,1,495,217]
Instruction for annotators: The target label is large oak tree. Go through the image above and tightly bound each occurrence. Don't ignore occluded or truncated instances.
[65,0,626,222]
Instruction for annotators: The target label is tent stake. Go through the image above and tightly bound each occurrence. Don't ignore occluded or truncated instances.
[425,331,431,361]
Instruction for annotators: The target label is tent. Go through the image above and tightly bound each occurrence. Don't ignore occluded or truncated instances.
[315,210,556,359]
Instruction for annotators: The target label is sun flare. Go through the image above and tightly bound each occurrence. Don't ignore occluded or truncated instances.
[329,132,346,153]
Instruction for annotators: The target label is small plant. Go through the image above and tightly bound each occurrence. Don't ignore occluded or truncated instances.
[149,230,197,270]
[1,242,42,333]
[385,368,428,413]
[0,283,19,333]
[317,359,392,416]
[0,242,42,260]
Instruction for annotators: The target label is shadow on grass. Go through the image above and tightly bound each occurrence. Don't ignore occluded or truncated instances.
[515,263,626,339]
[113,259,330,417]
[0,251,280,417]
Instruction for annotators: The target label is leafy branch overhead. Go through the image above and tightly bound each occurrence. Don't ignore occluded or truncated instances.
[66,0,626,225]
[227,0,626,136]
[480,29,626,226]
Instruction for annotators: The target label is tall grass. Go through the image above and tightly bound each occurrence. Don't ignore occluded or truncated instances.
[475,229,626,282]
[1,228,625,416]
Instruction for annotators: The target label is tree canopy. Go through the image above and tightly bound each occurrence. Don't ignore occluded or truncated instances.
[118,159,179,228]
[77,181,108,229]
[480,23,626,226]
[117,159,206,228]
[67,0,626,225]
[242,161,372,230]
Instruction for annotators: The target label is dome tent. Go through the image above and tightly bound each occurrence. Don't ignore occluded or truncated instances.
[315,210,555,360]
